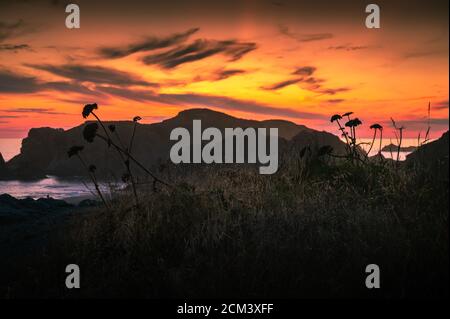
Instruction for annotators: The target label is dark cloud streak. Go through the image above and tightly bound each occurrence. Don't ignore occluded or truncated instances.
[98,28,199,59]
[279,24,333,42]
[26,63,157,87]
[142,39,257,69]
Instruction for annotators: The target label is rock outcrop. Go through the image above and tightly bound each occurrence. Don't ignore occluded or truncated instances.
[1,108,350,180]
[405,131,449,176]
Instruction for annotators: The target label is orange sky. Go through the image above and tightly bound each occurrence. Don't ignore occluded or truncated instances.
[0,0,448,138]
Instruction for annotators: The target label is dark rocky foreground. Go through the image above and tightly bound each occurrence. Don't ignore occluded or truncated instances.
[0,193,98,222]
[0,194,98,266]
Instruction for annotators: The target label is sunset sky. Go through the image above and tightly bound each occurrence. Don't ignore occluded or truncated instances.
[0,0,448,139]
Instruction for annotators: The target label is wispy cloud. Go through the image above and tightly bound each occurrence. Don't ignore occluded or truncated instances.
[433,100,449,110]
[262,78,303,90]
[94,85,325,120]
[0,43,31,52]
[0,69,39,93]
[262,66,350,95]
[157,93,326,119]
[328,44,372,51]
[316,87,350,95]
[292,66,316,76]
[3,107,69,115]
[327,99,345,104]
[214,69,247,81]
[382,117,449,130]
[0,69,105,102]
[0,115,21,119]
[403,49,447,59]
[279,24,333,42]
[0,20,24,42]
[26,63,157,87]
[142,39,257,69]
[192,68,248,82]
[98,28,199,59]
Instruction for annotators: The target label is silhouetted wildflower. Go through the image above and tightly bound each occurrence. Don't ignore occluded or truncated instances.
[370,123,383,130]
[82,103,98,119]
[83,123,99,143]
[342,112,353,119]
[345,118,362,128]
[366,123,384,159]
[330,114,342,122]
[133,116,142,122]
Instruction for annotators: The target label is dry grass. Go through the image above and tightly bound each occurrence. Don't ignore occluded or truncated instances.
[27,155,445,299]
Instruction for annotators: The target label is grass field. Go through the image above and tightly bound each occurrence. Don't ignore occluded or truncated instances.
[3,149,447,298]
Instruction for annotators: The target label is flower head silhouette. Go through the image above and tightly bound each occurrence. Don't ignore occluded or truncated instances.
[83,123,99,143]
[370,123,383,130]
[82,103,98,119]
[342,112,353,119]
[330,114,342,122]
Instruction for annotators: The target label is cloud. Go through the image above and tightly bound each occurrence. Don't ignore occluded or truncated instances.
[403,49,447,59]
[26,64,157,87]
[0,69,39,93]
[316,87,350,95]
[42,81,103,97]
[0,43,31,52]
[0,68,105,101]
[328,44,372,51]
[96,86,158,102]
[214,69,247,80]
[0,20,24,42]
[262,78,303,90]
[327,99,345,104]
[383,117,449,130]
[157,93,326,119]
[261,66,349,95]
[292,66,316,76]
[192,68,247,82]
[433,100,449,110]
[142,39,257,69]
[279,25,333,42]
[94,85,325,120]
[98,28,199,59]
[3,107,69,115]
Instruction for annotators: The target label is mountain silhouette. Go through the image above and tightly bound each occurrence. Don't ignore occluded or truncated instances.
[2,108,349,180]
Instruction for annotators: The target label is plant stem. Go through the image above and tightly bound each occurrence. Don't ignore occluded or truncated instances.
[76,154,109,208]
[96,134,172,187]
[92,111,139,206]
